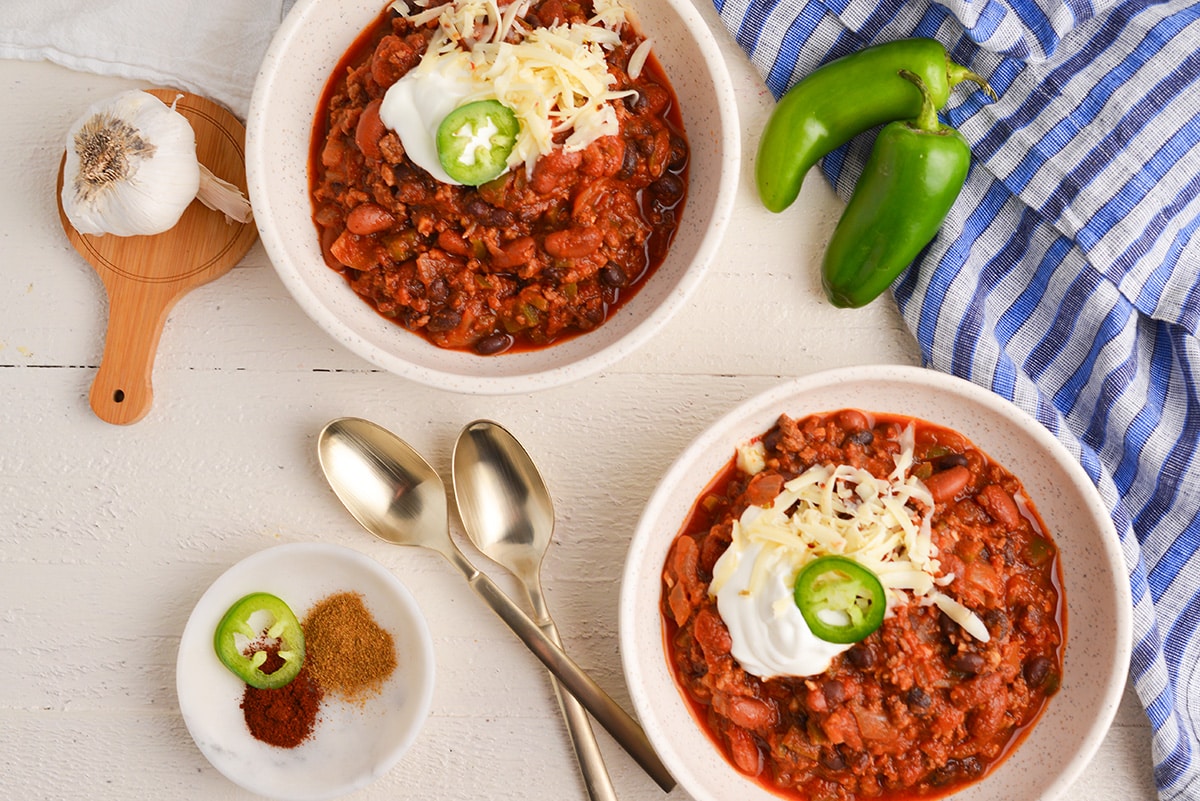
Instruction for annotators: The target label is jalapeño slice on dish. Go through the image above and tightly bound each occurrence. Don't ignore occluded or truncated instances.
[213,592,305,689]
[436,100,519,185]
[794,555,887,644]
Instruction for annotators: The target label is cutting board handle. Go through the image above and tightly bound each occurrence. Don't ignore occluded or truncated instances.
[89,281,176,425]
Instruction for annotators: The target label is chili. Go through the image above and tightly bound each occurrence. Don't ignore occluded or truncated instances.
[755,38,993,214]
[793,555,886,644]
[821,71,973,308]
[310,0,689,355]
[662,409,1064,801]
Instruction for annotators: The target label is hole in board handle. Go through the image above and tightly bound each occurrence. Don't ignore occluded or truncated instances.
[113,389,125,403]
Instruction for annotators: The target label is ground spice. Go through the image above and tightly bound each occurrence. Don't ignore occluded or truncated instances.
[302,591,397,704]
[240,645,324,748]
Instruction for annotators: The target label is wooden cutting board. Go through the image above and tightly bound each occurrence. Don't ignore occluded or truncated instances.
[56,88,259,425]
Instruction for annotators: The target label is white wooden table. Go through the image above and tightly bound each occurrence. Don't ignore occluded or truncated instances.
[0,6,1161,798]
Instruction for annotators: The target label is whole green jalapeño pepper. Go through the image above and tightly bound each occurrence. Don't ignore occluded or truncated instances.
[756,38,993,213]
[213,592,306,689]
[821,71,972,308]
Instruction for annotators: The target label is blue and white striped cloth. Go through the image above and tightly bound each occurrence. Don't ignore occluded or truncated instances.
[715,0,1200,797]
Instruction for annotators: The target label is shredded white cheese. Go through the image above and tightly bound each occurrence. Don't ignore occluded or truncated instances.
[390,0,649,170]
[716,424,990,642]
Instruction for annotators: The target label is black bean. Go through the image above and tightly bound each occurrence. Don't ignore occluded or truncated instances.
[821,680,846,706]
[949,652,985,674]
[843,429,875,446]
[426,308,462,333]
[599,263,628,287]
[428,277,449,302]
[933,452,969,471]
[668,134,689,171]
[819,748,846,771]
[474,333,511,355]
[906,686,932,711]
[846,644,874,669]
[1024,655,1052,687]
[617,146,638,179]
[984,609,1011,639]
[649,173,684,205]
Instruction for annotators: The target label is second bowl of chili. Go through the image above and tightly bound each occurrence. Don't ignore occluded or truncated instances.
[620,365,1131,801]
[246,0,738,394]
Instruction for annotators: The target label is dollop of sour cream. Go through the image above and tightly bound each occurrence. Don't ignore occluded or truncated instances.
[380,68,477,186]
[712,537,850,678]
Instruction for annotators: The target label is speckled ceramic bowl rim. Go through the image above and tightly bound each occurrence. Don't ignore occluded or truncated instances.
[245,0,739,395]
[619,364,1132,801]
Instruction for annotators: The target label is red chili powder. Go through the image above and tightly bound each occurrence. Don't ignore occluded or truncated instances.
[240,646,324,748]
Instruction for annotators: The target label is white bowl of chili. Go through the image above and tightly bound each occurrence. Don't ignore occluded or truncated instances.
[620,365,1132,801]
[246,0,739,394]
[176,542,436,801]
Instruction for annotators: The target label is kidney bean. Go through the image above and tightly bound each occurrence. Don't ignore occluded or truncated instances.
[530,148,582,194]
[487,236,536,270]
[977,484,1021,529]
[581,135,626,177]
[726,696,777,732]
[544,226,603,259]
[437,230,471,257]
[355,99,386,161]
[923,464,971,504]
[346,203,395,235]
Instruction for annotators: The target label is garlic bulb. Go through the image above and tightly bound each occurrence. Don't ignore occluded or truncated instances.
[61,90,252,237]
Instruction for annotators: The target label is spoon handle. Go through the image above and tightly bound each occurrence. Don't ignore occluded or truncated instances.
[539,617,618,801]
[459,563,675,792]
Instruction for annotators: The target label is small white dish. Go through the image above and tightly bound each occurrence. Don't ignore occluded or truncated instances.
[246,0,739,394]
[620,365,1132,801]
[176,542,435,801]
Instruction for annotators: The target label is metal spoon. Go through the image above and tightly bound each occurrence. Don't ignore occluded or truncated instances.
[316,417,674,793]
[452,420,616,801]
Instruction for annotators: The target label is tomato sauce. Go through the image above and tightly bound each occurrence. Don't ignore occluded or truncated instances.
[662,409,1065,801]
[309,0,689,355]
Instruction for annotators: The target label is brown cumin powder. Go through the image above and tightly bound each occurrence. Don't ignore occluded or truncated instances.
[302,591,397,704]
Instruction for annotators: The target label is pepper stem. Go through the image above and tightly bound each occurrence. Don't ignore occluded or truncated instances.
[947,60,998,101]
[898,70,941,133]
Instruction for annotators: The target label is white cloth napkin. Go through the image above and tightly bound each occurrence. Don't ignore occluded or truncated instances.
[0,0,295,119]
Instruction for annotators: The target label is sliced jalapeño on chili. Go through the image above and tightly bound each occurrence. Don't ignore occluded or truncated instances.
[213,592,305,689]
[794,555,887,644]
[436,99,519,185]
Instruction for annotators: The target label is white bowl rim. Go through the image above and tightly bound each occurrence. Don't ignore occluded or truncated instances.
[245,0,741,395]
[176,541,436,801]
[619,364,1133,801]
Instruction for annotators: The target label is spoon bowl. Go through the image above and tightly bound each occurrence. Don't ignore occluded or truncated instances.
[317,416,451,556]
